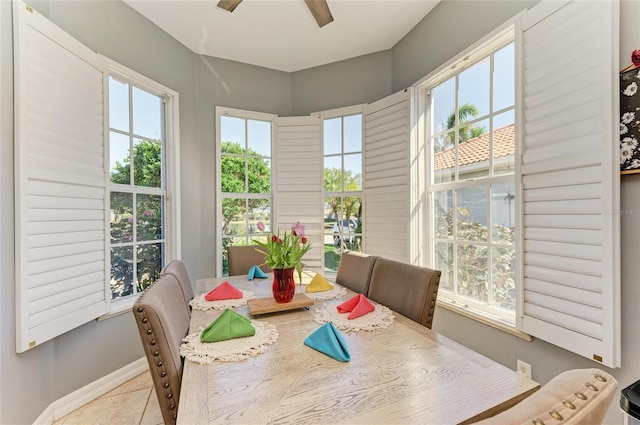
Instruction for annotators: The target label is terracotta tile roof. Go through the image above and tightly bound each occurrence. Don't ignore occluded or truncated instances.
[434,123,515,171]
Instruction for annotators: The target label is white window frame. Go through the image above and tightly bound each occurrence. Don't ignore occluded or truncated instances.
[105,59,180,315]
[215,106,276,276]
[413,1,621,367]
[312,104,365,276]
[12,1,181,349]
[415,22,521,332]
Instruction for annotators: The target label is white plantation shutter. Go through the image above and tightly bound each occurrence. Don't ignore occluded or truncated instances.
[518,0,620,367]
[14,2,108,352]
[274,117,323,272]
[362,89,412,263]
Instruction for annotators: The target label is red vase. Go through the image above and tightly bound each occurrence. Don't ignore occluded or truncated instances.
[272,268,296,303]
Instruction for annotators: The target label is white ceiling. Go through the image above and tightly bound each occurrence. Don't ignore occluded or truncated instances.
[123,0,441,72]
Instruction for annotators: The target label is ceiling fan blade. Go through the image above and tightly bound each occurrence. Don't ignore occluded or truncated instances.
[304,0,334,28]
[217,0,243,13]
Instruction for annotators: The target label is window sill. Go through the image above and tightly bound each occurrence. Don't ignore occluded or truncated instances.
[97,296,138,321]
[436,298,532,341]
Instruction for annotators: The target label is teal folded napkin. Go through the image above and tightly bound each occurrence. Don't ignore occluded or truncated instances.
[304,323,350,362]
[248,265,268,280]
[200,309,255,343]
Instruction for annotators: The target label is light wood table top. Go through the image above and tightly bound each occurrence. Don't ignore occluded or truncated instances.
[178,273,539,425]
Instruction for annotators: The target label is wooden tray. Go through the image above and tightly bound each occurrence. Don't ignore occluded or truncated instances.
[247,293,314,316]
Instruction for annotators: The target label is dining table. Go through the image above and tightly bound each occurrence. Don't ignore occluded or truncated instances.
[177,272,539,425]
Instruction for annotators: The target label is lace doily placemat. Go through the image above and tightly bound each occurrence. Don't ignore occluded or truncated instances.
[296,285,347,301]
[180,319,278,363]
[189,290,254,311]
[313,304,395,332]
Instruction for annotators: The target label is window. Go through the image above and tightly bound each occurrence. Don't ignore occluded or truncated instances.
[417,1,620,367]
[217,108,274,275]
[323,113,363,273]
[425,34,516,323]
[108,75,170,302]
[14,2,180,350]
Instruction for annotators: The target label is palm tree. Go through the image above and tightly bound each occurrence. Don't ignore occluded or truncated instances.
[435,103,486,152]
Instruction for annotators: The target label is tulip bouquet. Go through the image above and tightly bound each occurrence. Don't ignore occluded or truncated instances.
[254,221,312,283]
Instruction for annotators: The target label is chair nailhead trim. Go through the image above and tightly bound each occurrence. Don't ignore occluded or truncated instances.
[585,383,598,391]
[134,299,180,425]
[562,400,576,409]
[532,419,544,425]
[549,410,563,420]
[575,391,587,400]
[595,374,607,382]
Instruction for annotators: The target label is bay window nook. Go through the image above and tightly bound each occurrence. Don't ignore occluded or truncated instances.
[2,0,634,424]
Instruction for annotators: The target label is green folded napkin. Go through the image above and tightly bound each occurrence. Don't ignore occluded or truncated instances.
[200,308,256,343]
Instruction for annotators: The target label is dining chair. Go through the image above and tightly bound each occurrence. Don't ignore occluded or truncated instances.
[133,274,191,425]
[162,259,194,309]
[335,250,378,294]
[472,368,617,425]
[227,245,271,276]
[367,258,441,328]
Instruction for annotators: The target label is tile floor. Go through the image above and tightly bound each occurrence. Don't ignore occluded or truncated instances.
[53,370,163,425]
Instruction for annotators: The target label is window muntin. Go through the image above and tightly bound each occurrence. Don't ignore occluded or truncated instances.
[219,114,272,275]
[108,75,166,301]
[323,114,363,273]
[428,41,516,321]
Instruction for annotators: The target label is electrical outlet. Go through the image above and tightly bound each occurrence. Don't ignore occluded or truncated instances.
[517,359,532,379]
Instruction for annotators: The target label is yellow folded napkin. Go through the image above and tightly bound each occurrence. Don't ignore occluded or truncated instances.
[306,274,334,293]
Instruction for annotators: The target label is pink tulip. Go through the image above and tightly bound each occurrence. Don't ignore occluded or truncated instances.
[291,222,306,238]
[257,221,265,231]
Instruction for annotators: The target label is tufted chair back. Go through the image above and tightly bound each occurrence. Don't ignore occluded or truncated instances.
[162,259,194,312]
[227,245,271,276]
[367,258,441,328]
[473,368,617,425]
[335,250,379,294]
[133,275,191,424]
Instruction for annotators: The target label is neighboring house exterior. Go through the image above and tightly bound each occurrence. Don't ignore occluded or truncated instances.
[434,123,515,178]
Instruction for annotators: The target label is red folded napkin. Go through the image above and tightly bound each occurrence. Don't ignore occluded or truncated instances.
[205,281,243,301]
[336,294,375,319]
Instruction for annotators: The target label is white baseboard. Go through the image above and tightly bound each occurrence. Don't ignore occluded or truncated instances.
[32,357,149,425]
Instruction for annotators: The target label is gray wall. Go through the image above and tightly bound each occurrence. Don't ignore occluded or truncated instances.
[391,0,539,92]
[291,50,393,116]
[2,0,638,423]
